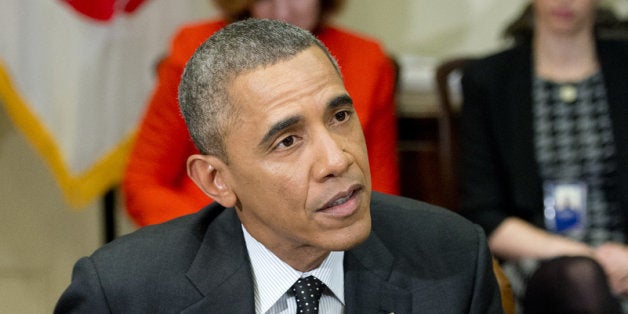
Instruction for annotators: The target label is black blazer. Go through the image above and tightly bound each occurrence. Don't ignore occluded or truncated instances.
[460,39,628,237]
[55,192,503,313]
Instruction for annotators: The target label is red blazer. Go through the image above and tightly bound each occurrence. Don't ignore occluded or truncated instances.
[123,20,399,226]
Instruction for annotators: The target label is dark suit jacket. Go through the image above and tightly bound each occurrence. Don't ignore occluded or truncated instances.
[54,192,502,313]
[460,39,628,237]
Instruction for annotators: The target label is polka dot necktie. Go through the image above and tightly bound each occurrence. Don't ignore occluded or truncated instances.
[291,275,326,313]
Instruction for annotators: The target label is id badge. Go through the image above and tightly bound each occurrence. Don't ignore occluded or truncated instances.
[543,182,587,237]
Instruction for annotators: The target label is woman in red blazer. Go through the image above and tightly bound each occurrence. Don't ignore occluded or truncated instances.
[123,0,399,226]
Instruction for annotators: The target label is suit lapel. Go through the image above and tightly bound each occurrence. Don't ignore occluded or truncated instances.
[344,231,413,314]
[182,208,255,314]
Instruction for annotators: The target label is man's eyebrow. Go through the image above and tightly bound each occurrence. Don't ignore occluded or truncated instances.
[328,94,354,110]
[258,94,353,148]
[259,115,302,147]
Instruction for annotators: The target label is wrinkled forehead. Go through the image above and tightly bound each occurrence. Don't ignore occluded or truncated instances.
[229,42,339,82]
[223,45,346,136]
[226,45,341,107]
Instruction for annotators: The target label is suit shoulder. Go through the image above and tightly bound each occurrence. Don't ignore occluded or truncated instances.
[368,193,488,281]
[168,19,227,64]
[320,26,389,63]
[465,46,526,81]
[599,37,628,49]
[370,192,482,244]
[172,19,226,42]
[323,26,385,50]
[598,38,628,61]
[90,204,226,272]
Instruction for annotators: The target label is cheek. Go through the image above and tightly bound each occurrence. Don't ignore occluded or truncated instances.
[256,162,309,195]
[305,0,320,13]
[350,126,371,175]
[350,122,369,155]
[250,4,272,19]
[297,2,320,30]
[235,166,306,218]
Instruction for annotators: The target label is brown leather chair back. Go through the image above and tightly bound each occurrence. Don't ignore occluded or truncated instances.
[434,57,472,211]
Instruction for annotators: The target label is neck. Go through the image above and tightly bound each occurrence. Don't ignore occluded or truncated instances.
[534,27,598,81]
[261,241,330,272]
[243,224,330,272]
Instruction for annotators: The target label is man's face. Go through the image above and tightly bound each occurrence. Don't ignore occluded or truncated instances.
[223,46,372,260]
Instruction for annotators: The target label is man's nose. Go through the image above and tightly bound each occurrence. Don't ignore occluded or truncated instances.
[313,130,351,181]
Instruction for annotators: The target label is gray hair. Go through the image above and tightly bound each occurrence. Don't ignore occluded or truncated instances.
[178,18,340,161]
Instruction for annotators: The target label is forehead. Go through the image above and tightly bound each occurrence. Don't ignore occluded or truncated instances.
[228,46,344,116]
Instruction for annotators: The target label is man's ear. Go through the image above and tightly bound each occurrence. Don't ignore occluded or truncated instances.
[187,154,237,208]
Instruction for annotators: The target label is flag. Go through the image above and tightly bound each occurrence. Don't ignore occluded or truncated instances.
[0,0,212,208]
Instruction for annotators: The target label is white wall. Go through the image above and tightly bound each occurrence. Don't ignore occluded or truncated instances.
[339,0,628,59]
[1,0,624,312]
[338,0,527,58]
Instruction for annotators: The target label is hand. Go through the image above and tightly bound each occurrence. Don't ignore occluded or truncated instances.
[488,217,595,260]
[595,242,628,297]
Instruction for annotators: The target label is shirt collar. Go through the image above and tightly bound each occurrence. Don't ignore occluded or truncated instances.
[242,225,344,313]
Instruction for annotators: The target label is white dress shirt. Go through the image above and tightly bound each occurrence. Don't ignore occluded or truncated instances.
[242,225,344,314]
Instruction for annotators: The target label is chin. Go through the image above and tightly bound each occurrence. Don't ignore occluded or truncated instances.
[323,216,372,251]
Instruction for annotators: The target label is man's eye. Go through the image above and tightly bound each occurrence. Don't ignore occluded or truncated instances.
[277,135,295,148]
[334,110,351,122]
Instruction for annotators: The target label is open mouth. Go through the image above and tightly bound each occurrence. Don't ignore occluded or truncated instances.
[318,185,363,217]
[327,190,354,207]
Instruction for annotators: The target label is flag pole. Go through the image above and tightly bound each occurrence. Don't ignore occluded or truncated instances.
[103,188,117,243]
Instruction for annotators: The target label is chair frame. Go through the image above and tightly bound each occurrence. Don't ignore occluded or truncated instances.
[434,57,473,211]
[435,58,516,314]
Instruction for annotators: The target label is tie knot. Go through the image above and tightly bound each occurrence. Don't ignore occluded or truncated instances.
[291,275,326,313]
